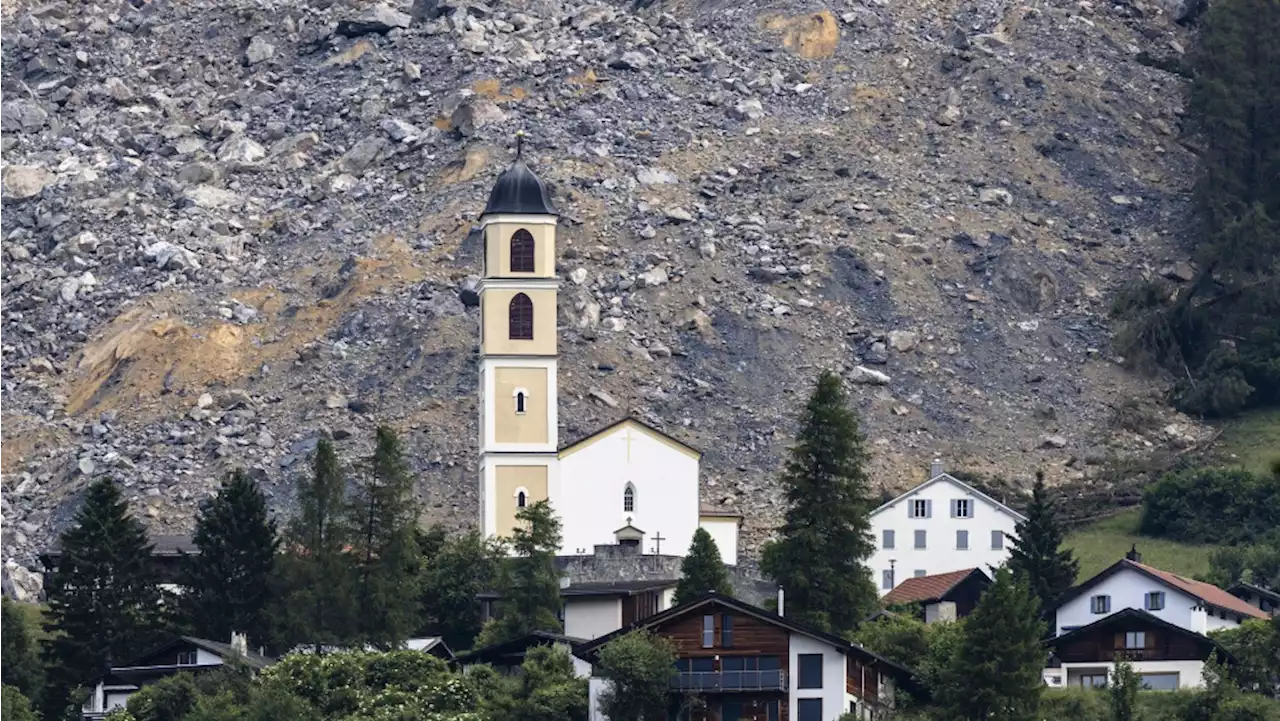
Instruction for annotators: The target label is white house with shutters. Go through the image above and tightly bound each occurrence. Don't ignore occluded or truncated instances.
[868,461,1026,596]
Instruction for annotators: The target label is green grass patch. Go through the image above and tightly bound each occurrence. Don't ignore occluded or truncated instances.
[1063,508,1215,581]
[1211,407,1280,476]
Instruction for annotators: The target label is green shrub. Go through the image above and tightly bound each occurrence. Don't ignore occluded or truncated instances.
[1139,467,1280,545]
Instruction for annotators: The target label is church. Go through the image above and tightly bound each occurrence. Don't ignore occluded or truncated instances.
[475,139,740,564]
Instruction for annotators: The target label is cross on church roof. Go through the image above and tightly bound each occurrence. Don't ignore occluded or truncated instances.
[515,129,525,159]
[651,531,665,555]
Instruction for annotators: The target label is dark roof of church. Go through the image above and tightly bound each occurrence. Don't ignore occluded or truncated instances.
[483,160,557,216]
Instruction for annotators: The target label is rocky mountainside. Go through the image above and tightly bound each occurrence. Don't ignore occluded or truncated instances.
[1,0,1213,592]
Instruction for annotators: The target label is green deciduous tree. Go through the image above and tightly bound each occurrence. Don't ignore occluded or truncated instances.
[178,470,280,647]
[1140,467,1280,545]
[42,478,168,720]
[419,529,502,652]
[2,685,39,721]
[1211,617,1280,699]
[1007,471,1080,613]
[1205,540,1280,591]
[595,630,678,721]
[475,501,563,647]
[937,568,1045,721]
[1110,656,1141,721]
[761,370,880,636]
[484,645,588,721]
[347,426,422,648]
[277,438,356,651]
[854,614,930,670]
[674,528,732,605]
[2,598,45,706]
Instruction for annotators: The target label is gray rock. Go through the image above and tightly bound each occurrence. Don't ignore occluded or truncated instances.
[339,136,387,175]
[888,330,919,352]
[245,35,276,65]
[609,51,650,70]
[144,241,200,270]
[2,165,54,199]
[637,167,678,186]
[104,77,135,104]
[665,207,694,223]
[590,389,620,408]
[1041,434,1068,449]
[638,267,669,288]
[1161,261,1195,282]
[216,134,266,163]
[451,99,505,137]
[728,98,765,121]
[979,188,1013,205]
[849,365,891,385]
[2,100,48,133]
[338,4,414,36]
[381,118,426,143]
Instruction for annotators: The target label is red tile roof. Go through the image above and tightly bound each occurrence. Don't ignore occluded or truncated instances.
[1127,560,1269,621]
[883,568,983,606]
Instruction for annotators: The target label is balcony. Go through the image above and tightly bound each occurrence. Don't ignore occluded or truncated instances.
[669,670,789,693]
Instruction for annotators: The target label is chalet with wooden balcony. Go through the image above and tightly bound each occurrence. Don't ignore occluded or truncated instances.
[1041,608,1237,691]
[575,592,915,721]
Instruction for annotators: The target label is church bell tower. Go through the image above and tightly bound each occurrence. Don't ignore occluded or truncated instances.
[478,132,560,541]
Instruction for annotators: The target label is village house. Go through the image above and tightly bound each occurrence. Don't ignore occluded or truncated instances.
[575,592,915,721]
[868,461,1025,596]
[454,631,592,678]
[880,568,992,624]
[1226,582,1280,617]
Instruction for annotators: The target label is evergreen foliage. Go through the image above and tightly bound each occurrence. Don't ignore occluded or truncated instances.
[1140,466,1280,545]
[475,501,563,646]
[277,438,357,651]
[1111,0,1280,419]
[2,686,39,721]
[2,599,45,705]
[674,528,732,604]
[347,426,422,648]
[1210,618,1280,699]
[1007,471,1080,612]
[42,477,168,720]
[760,370,880,636]
[419,530,502,652]
[177,470,280,647]
[937,568,1046,721]
[595,630,678,721]
[1205,541,1280,590]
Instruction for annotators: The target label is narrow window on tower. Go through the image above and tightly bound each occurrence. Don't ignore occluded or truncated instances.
[509,293,534,340]
[510,229,536,273]
[514,389,527,414]
[516,490,527,508]
[623,483,636,513]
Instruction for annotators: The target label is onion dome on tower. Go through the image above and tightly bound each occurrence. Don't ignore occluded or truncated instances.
[482,130,558,216]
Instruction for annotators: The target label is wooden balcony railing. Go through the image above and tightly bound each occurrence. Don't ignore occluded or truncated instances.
[669,670,789,693]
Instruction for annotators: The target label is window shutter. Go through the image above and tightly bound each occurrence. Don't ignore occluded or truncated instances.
[925,500,933,518]
[908,502,915,519]
[949,500,957,517]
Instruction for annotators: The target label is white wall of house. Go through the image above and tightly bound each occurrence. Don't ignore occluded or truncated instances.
[1055,570,1206,635]
[194,648,224,666]
[697,516,740,566]
[660,587,677,610]
[789,634,847,721]
[868,475,1021,596]
[558,424,700,558]
[564,598,623,641]
[1044,660,1207,689]
[588,677,609,721]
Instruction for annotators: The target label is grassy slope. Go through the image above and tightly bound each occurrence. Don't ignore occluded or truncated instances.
[1211,407,1280,475]
[1062,508,1215,582]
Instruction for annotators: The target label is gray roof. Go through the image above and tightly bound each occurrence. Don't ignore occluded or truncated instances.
[561,580,679,597]
[483,160,557,216]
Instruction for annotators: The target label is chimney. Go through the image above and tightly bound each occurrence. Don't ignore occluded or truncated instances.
[230,632,248,657]
[930,458,944,479]
[777,587,785,617]
[1125,544,1142,564]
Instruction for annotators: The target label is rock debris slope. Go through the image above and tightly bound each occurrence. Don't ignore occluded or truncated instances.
[1,0,1209,583]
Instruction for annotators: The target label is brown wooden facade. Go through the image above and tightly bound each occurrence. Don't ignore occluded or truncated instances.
[1055,626,1211,664]
[622,590,663,626]
[846,658,880,699]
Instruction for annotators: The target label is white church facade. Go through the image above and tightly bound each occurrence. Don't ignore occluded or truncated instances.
[474,141,739,562]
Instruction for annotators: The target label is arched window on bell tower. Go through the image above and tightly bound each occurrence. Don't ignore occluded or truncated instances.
[509,294,533,340]
[515,487,528,508]
[510,229,535,273]
[623,483,636,513]
[514,387,528,414]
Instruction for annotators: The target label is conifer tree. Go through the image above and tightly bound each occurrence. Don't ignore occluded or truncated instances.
[277,438,356,651]
[938,567,1046,721]
[1007,471,1079,614]
[477,501,563,646]
[419,529,502,652]
[760,370,879,635]
[177,469,280,647]
[41,478,168,719]
[674,528,732,605]
[347,426,422,648]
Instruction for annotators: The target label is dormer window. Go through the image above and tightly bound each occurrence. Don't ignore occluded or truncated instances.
[623,483,636,513]
[510,229,535,273]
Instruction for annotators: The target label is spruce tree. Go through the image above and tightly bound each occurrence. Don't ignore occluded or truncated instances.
[938,567,1046,721]
[419,529,502,651]
[277,438,356,651]
[1007,471,1079,613]
[41,478,167,719]
[674,528,732,605]
[760,370,879,635]
[177,470,280,647]
[477,500,563,645]
[347,426,422,648]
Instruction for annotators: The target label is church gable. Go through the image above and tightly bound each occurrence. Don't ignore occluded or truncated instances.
[558,418,701,461]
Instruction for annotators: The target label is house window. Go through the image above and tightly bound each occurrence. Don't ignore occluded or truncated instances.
[722,614,733,648]
[952,499,971,518]
[1080,674,1108,688]
[1140,673,1179,691]
[991,530,1004,550]
[508,293,534,340]
[910,499,930,518]
[623,484,635,513]
[510,229,536,273]
[766,700,780,721]
[1146,592,1165,611]
[797,698,823,721]
[515,390,527,414]
[1124,631,1146,649]
[702,615,714,648]
[177,650,198,666]
[797,654,823,689]
[914,530,927,549]
[914,569,927,578]
[882,570,893,590]
[956,530,969,550]
[882,529,895,549]
[1091,595,1111,614]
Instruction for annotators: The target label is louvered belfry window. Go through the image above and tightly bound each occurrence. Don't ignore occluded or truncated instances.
[510,229,535,273]
[509,293,534,340]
